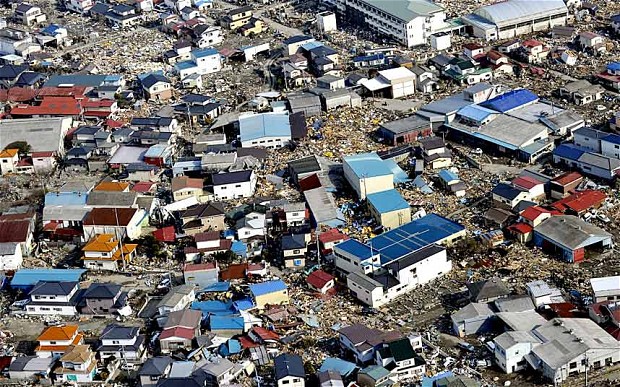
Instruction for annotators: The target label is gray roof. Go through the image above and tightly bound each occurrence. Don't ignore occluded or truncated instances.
[283,202,305,212]
[495,310,547,331]
[347,271,383,291]
[82,283,121,299]
[380,115,428,135]
[534,215,612,250]
[473,0,567,27]
[163,308,202,329]
[202,358,235,377]
[9,356,54,372]
[451,302,495,324]
[0,242,19,255]
[494,295,535,313]
[467,277,511,301]
[101,324,139,340]
[494,330,542,350]
[29,281,77,296]
[363,0,443,22]
[274,353,305,379]
[86,191,137,207]
[0,117,70,154]
[578,152,620,171]
[139,356,173,376]
[159,285,196,310]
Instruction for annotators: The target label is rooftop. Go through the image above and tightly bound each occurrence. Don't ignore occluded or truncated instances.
[534,215,612,250]
[366,189,410,214]
[239,112,291,142]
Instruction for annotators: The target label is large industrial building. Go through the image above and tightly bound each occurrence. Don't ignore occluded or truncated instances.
[462,0,569,41]
[327,0,453,47]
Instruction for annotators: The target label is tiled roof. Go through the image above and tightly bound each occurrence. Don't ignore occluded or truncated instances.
[93,181,129,192]
[83,208,137,226]
[37,325,79,341]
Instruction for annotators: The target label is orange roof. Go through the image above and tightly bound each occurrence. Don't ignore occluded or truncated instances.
[36,333,84,352]
[93,181,130,192]
[83,234,118,253]
[37,325,79,341]
[0,149,18,158]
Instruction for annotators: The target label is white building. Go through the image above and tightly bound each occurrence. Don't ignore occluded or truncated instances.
[283,202,306,226]
[98,325,147,366]
[66,0,93,13]
[590,276,620,303]
[343,152,394,200]
[375,338,425,381]
[463,0,568,41]
[525,280,564,307]
[236,211,266,240]
[25,281,81,316]
[196,25,223,48]
[0,242,23,271]
[157,285,196,316]
[15,4,46,26]
[493,331,542,374]
[212,170,257,200]
[362,67,416,99]
[175,48,222,79]
[317,11,337,33]
[332,0,449,47]
[238,112,292,149]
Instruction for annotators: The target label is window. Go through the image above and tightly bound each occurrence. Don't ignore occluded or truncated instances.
[293,249,300,254]
[569,362,577,369]
[282,380,290,385]
[235,184,241,188]
[50,341,57,345]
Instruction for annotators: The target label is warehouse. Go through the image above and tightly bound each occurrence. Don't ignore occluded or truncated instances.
[533,215,613,263]
[377,115,431,146]
[366,189,411,230]
[343,153,394,199]
[238,112,291,149]
[462,0,569,41]
[553,144,620,181]
[0,117,72,155]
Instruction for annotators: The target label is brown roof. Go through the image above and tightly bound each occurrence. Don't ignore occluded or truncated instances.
[172,176,203,192]
[83,208,137,226]
[194,231,220,242]
[0,220,31,243]
[59,345,92,363]
[220,263,248,280]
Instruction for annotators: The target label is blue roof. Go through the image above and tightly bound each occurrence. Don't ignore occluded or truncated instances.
[344,152,392,179]
[219,339,242,356]
[319,358,358,377]
[209,315,244,330]
[202,282,231,292]
[249,280,287,297]
[481,89,538,113]
[300,41,324,51]
[335,239,374,261]
[384,159,411,183]
[603,133,620,145]
[45,192,88,206]
[422,371,455,387]
[438,169,459,183]
[144,144,170,158]
[239,112,291,142]
[367,189,410,214]
[607,62,620,72]
[369,213,465,264]
[191,300,235,317]
[283,35,314,45]
[457,104,497,122]
[553,144,585,161]
[175,61,196,71]
[233,297,255,311]
[231,240,247,257]
[353,53,385,62]
[192,48,219,58]
[42,24,64,36]
[11,269,86,288]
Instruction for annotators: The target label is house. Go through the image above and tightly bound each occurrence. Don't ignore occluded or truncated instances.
[55,345,97,383]
[577,31,605,52]
[553,144,620,181]
[172,176,204,202]
[467,277,510,302]
[283,35,315,56]
[318,370,343,387]
[362,67,416,99]
[559,80,604,105]
[0,210,34,255]
[0,242,22,270]
[366,189,411,230]
[174,48,222,79]
[66,0,94,13]
[533,215,613,262]
[491,183,530,209]
[212,170,257,200]
[343,153,395,200]
[493,331,542,374]
[281,234,306,269]
[220,5,253,30]
[590,276,620,303]
[10,268,86,292]
[375,338,425,381]
[82,207,145,242]
[419,137,452,169]
[338,324,403,364]
[15,4,46,26]
[181,202,226,233]
[283,202,306,227]
[138,356,173,387]
[357,365,391,387]
[25,281,82,316]
[159,309,202,353]
[525,280,564,308]
[31,151,57,173]
[238,112,292,149]
[184,262,219,289]
[81,233,138,271]
[377,115,431,146]
[451,302,495,337]
[551,190,607,216]
[35,325,84,358]
[9,356,55,381]
[249,280,289,310]
[549,171,583,199]
[274,353,305,387]
[318,228,348,256]
[80,282,129,315]
[98,324,146,366]
[191,231,232,257]
[0,148,19,174]
[141,74,172,101]
[411,65,437,93]
[511,176,545,201]
[157,285,196,316]
[307,270,335,294]
[519,206,556,228]
[438,169,466,197]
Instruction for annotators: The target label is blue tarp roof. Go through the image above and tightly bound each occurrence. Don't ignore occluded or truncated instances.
[481,89,538,113]
[191,300,235,317]
[249,280,287,297]
[231,240,247,257]
[553,144,585,161]
[239,112,291,142]
[438,169,459,183]
[233,297,255,311]
[219,339,241,356]
[607,62,620,72]
[209,315,244,330]
[11,269,86,288]
[344,152,392,179]
[202,282,231,292]
[319,358,358,377]
[384,159,411,183]
[457,104,497,122]
[367,189,410,214]
[45,192,88,206]
[421,371,455,387]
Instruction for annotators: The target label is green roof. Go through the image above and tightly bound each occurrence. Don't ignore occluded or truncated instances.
[361,365,390,380]
[364,0,443,22]
[388,338,416,362]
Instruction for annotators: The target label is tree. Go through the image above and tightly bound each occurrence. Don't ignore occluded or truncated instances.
[136,235,167,260]
[4,141,30,155]
[212,250,236,265]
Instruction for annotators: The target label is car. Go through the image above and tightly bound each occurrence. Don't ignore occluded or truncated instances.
[471,148,483,155]
[457,342,475,352]
[361,307,378,315]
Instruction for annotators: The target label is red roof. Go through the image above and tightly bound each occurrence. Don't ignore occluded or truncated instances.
[523,39,543,48]
[307,269,334,290]
[250,326,280,342]
[11,96,82,116]
[82,99,115,108]
[299,174,321,192]
[552,171,583,186]
[220,263,248,280]
[318,228,349,244]
[83,110,111,118]
[512,176,542,190]
[159,326,195,340]
[551,190,606,213]
[238,336,259,349]
[37,86,87,98]
[507,223,533,234]
[31,151,55,158]
[153,226,176,242]
[106,119,124,128]
[520,206,558,221]
[131,181,155,193]
[194,231,220,242]
[0,87,38,102]
[0,220,30,243]
[184,262,217,272]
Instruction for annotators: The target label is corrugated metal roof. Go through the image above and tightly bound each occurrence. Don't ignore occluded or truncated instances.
[475,0,567,27]
[457,104,497,122]
[239,112,291,142]
[364,0,443,21]
[481,89,538,113]
[11,269,86,287]
[249,280,287,296]
[344,152,392,179]
[553,144,585,161]
[367,189,410,214]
